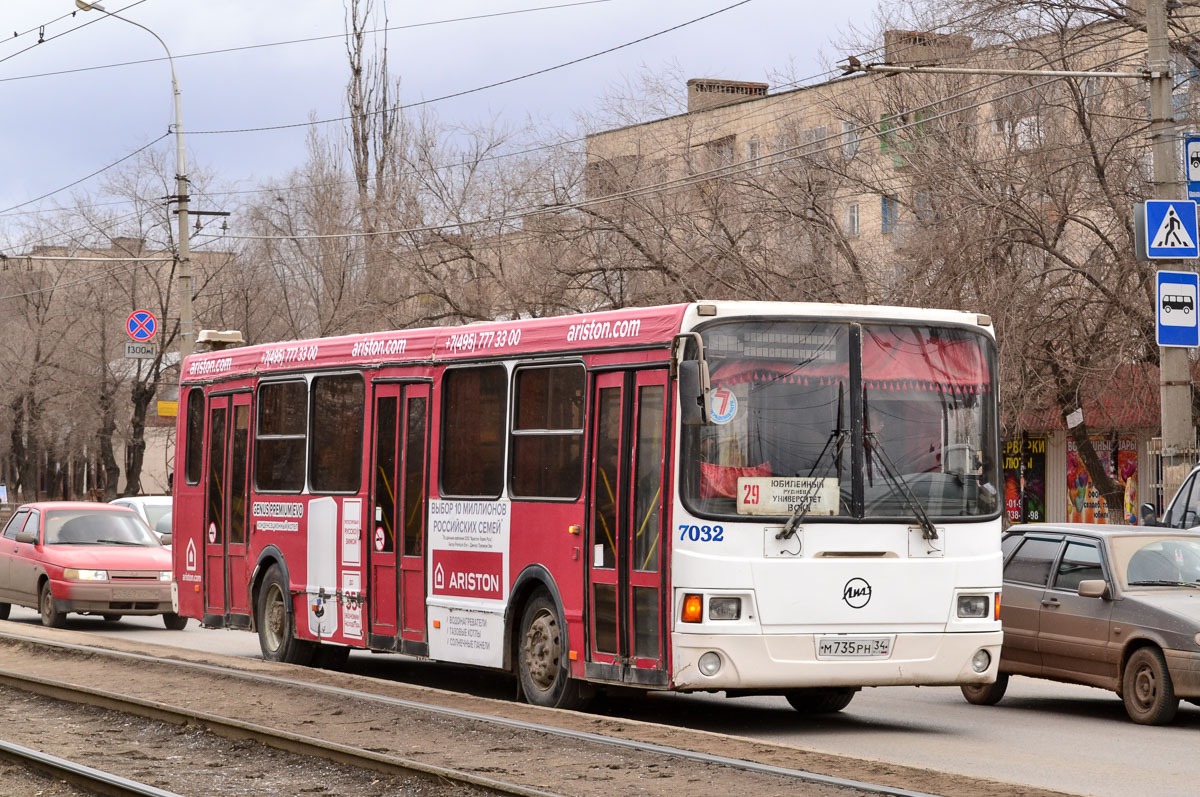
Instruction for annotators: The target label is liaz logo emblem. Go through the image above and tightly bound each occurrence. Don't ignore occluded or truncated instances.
[185,539,198,572]
[434,563,445,590]
[842,577,871,609]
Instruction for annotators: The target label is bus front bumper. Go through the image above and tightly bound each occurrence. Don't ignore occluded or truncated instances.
[672,630,1002,690]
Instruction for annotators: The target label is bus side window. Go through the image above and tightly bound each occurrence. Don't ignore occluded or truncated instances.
[441,365,507,498]
[255,381,308,493]
[184,388,205,486]
[309,374,365,493]
[510,364,585,499]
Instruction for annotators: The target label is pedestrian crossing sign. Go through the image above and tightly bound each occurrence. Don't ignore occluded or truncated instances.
[1145,200,1199,259]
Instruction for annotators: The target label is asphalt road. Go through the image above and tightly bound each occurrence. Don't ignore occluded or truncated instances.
[6,606,1194,796]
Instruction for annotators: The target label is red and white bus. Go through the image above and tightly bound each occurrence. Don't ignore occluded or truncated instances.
[172,301,1003,711]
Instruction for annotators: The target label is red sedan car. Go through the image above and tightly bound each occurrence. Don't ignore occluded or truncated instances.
[0,502,185,629]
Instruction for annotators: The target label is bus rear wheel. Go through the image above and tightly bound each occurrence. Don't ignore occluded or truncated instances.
[256,566,314,665]
[518,591,590,710]
[784,687,857,714]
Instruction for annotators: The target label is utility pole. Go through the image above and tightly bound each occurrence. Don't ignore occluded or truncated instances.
[1148,0,1195,501]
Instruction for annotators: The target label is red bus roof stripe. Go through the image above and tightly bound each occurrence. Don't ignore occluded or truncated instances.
[183,304,691,381]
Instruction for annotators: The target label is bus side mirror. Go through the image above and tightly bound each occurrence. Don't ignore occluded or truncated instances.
[677,360,711,425]
[1140,503,1160,527]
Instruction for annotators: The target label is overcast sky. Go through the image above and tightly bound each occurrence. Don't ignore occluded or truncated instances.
[0,0,882,228]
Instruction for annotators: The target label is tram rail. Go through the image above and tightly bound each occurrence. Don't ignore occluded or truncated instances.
[0,628,945,797]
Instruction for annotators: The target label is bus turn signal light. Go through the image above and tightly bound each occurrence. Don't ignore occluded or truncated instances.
[682,593,703,623]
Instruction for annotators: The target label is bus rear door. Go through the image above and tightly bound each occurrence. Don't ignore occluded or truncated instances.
[202,391,253,626]
[586,369,669,686]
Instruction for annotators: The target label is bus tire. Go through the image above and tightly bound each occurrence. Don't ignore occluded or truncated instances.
[39,581,65,628]
[1122,646,1178,725]
[960,673,1008,706]
[256,566,314,665]
[518,591,590,710]
[0,602,10,621]
[784,687,857,714]
[162,613,188,631]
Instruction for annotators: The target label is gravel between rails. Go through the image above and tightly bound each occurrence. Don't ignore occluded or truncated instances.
[0,623,1076,797]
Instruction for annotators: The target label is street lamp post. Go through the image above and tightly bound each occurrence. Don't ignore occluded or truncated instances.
[75,1,194,359]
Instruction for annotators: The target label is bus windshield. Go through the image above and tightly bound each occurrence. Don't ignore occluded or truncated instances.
[680,320,999,521]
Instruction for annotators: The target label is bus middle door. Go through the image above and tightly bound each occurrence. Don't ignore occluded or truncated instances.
[586,369,669,686]
[368,382,430,653]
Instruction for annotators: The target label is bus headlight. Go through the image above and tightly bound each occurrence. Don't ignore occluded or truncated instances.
[972,649,991,673]
[957,595,989,618]
[708,597,741,620]
[698,651,722,676]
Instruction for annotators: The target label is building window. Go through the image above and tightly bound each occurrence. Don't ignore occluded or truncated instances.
[255,380,307,493]
[844,203,860,237]
[441,365,507,498]
[510,364,585,499]
[841,120,859,159]
[881,194,899,234]
[745,136,761,171]
[309,374,364,493]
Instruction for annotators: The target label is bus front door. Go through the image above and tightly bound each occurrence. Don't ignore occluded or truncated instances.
[202,392,253,626]
[586,369,669,686]
[368,382,430,653]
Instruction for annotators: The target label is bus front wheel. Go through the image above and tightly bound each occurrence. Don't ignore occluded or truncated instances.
[784,687,857,714]
[256,566,314,665]
[518,591,590,710]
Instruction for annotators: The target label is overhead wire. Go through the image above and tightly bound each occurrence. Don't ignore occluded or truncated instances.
[0,0,615,84]
[0,0,150,68]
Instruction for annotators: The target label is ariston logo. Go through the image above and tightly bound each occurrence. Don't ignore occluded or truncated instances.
[842,577,872,609]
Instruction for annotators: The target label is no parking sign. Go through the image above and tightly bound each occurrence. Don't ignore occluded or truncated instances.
[127,310,158,341]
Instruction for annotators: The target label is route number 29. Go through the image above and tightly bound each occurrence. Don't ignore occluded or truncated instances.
[679,524,724,542]
[742,484,760,505]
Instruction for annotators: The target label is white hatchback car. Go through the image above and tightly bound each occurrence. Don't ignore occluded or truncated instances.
[109,495,172,542]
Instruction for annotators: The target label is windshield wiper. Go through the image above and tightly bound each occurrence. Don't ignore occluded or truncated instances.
[864,431,940,541]
[1127,579,1200,587]
[96,539,140,546]
[777,426,847,542]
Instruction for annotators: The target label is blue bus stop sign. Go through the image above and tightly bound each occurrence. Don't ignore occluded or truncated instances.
[1157,270,1200,347]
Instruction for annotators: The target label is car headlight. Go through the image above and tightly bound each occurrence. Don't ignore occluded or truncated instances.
[957,594,989,618]
[159,571,172,582]
[63,569,108,582]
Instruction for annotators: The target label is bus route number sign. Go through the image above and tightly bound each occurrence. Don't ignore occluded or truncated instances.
[737,477,839,516]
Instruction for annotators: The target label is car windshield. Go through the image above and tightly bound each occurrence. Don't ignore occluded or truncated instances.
[680,320,1000,521]
[1111,535,1200,587]
[44,510,160,547]
[143,504,171,530]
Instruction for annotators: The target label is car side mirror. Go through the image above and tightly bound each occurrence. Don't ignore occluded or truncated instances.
[159,533,172,547]
[1140,503,1159,527]
[1077,579,1109,599]
[15,530,36,545]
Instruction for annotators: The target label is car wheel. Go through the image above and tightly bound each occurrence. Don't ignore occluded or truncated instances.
[162,613,188,631]
[784,688,858,714]
[39,582,64,628]
[0,602,10,621]
[1123,647,1178,725]
[517,590,591,709]
[255,565,314,665]
[102,614,123,623]
[960,673,1008,706]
